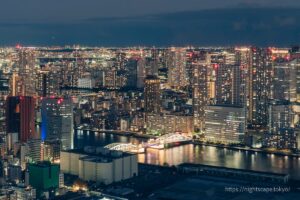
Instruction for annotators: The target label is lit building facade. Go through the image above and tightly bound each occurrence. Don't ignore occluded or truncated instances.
[248,47,272,129]
[60,148,138,185]
[146,114,193,135]
[6,96,35,143]
[28,161,60,197]
[265,101,297,149]
[215,64,242,106]
[41,98,73,150]
[144,75,161,113]
[205,105,246,144]
[167,48,188,88]
[192,61,208,133]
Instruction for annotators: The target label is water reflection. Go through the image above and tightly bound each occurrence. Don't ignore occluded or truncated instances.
[74,130,300,180]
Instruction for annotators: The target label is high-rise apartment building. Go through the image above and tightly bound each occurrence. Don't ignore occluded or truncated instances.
[271,49,296,102]
[265,100,297,149]
[144,75,161,113]
[167,48,188,88]
[248,47,272,128]
[36,67,61,97]
[215,64,242,106]
[192,58,208,133]
[18,49,36,96]
[137,58,146,88]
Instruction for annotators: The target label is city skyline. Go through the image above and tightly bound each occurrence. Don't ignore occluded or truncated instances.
[1,44,300,199]
[1,1,300,199]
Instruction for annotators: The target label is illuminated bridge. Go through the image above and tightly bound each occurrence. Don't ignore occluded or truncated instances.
[147,133,192,149]
[104,143,144,153]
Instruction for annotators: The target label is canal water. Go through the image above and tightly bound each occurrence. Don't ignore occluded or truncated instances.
[74,130,300,180]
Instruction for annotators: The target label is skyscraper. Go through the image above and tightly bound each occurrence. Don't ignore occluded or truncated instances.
[144,75,161,113]
[167,48,188,89]
[41,97,73,150]
[271,49,296,102]
[137,58,146,88]
[215,64,242,106]
[36,66,61,97]
[125,58,138,88]
[6,96,35,142]
[248,47,272,129]
[265,100,297,149]
[192,58,208,133]
[18,49,36,96]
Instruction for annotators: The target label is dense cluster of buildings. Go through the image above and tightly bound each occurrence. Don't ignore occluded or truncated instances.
[0,45,300,198]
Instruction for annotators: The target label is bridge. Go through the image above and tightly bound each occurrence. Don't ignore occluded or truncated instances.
[104,143,145,153]
[146,133,192,149]
[149,133,191,144]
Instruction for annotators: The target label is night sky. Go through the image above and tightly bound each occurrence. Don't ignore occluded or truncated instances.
[0,0,300,46]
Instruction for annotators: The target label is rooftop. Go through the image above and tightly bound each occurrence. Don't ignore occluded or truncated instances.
[61,147,135,160]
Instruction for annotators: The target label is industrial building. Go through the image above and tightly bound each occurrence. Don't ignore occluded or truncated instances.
[60,147,138,185]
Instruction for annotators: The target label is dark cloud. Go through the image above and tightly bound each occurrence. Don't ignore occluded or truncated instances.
[0,0,299,23]
[0,8,300,46]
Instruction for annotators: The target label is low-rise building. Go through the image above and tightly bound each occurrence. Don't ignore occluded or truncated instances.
[60,147,138,185]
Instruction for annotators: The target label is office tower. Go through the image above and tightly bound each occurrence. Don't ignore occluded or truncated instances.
[28,161,60,197]
[137,58,146,88]
[41,98,73,150]
[192,60,208,133]
[215,64,242,106]
[167,48,188,88]
[248,47,272,129]
[265,100,296,149]
[6,96,35,143]
[205,105,246,144]
[144,75,161,113]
